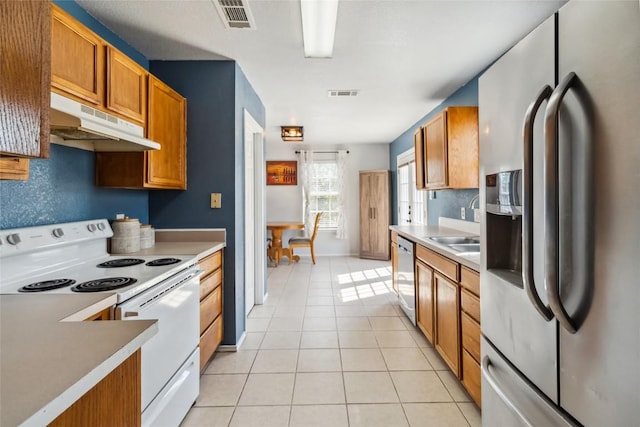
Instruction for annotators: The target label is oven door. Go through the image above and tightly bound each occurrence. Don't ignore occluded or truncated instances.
[115,266,200,412]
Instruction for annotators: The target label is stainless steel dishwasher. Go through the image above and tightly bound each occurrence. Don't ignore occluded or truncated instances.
[396,236,416,325]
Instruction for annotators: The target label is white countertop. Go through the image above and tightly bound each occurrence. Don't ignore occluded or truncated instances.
[390,223,480,272]
[0,293,157,427]
[125,229,226,260]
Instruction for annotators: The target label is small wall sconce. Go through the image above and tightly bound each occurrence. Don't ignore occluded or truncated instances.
[281,126,304,142]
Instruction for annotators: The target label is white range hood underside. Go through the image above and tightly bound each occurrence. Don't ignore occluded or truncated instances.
[49,92,160,152]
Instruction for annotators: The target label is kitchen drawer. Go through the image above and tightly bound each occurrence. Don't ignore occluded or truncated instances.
[461,288,480,322]
[200,314,223,372]
[462,349,482,406]
[199,250,222,279]
[460,266,479,296]
[416,245,459,282]
[461,311,480,362]
[200,285,222,335]
[200,267,222,300]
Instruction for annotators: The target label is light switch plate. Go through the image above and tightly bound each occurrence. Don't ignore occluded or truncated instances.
[210,193,222,209]
[460,207,466,220]
[474,209,480,223]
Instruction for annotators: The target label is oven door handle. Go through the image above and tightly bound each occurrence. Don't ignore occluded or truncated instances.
[117,267,202,314]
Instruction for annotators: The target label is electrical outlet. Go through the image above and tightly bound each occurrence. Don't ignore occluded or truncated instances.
[474,209,480,223]
[460,207,466,220]
[210,193,222,209]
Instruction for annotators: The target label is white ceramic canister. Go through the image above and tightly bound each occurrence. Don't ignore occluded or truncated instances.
[111,217,141,254]
[140,224,155,249]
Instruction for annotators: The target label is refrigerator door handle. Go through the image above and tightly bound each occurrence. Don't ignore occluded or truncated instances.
[523,84,554,321]
[482,356,536,427]
[544,72,579,334]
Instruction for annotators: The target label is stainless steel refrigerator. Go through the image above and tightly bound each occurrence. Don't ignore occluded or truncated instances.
[478,1,640,426]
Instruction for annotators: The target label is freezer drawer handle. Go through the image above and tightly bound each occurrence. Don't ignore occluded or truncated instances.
[543,72,579,334]
[482,356,535,427]
[522,84,554,321]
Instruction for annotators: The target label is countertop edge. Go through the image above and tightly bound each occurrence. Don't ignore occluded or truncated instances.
[20,321,158,427]
[390,225,480,272]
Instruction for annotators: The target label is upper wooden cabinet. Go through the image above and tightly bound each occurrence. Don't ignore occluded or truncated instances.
[51,4,147,126]
[146,76,186,189]
[0,0,51,159]
[95,75,187,189]
[106,46,147,125]
[415,106,479,190]
[51,4,104,107]
[359,170,391,260]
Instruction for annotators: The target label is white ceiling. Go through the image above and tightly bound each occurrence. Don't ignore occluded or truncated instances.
[76,0,565,146]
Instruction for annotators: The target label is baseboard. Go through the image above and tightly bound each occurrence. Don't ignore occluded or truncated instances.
[217,331,246,352]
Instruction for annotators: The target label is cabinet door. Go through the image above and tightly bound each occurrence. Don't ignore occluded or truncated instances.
[0,158,30,180]
[1,0,50,158]
[391,241,398,293]
[424,111,448,189]
[106,46,147,125]
[416,260,435,344]
[413,127,425,189]
[435,272,460,376]
[51,4,104,107]
[370,172,390,258]
[359,173,373,256]
[146,75,187,189]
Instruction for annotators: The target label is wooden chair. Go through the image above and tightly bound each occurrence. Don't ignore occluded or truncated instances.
[288,212,322,264]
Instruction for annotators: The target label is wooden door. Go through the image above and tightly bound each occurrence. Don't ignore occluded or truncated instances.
[416,259,435,344]
[106,46,147,125]
[424,111,448,189]
[51,4,104,107]
[1,0,50,158]
[413,127,425,189]
[146,76,187,189]
[370,171,389,258]
[359,172,373,256]
[434,272,460,376]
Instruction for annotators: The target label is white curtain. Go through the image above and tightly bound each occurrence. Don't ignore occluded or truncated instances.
[335,150,349,239]
[299,150,314,236]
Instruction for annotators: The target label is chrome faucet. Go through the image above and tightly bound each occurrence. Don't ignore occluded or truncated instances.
[468,194,480,209]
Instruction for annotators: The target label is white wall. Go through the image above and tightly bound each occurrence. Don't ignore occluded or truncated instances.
[266,141,390,257]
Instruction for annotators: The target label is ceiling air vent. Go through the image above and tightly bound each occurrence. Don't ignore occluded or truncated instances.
[214,0,256,29]
[328,90,359,98]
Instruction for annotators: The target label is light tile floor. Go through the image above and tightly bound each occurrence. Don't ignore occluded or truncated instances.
[181,256,481,427]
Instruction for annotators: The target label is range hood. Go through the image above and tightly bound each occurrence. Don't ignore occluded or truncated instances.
[49,92,160,152]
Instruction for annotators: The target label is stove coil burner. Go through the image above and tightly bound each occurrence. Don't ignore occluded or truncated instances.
[146,258,182,267]
[71,277,137,292]
[18,279,76,292]
[97,258,145,268]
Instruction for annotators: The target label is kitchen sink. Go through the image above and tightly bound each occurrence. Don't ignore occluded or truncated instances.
[447,243,481,253]
[428,236,480,245]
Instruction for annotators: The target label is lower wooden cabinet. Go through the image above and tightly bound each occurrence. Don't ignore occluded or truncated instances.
[434,272,460,377]
[391,232,399,293]
[416,259,434,343]
[198,250,224,371]
[49,350,141,426]
[0,158,30,181]
[413,242,481,406]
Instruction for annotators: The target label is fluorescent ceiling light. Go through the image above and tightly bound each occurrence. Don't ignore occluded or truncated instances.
[300,0,339,58]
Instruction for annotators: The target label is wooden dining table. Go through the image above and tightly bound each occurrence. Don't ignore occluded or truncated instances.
[267,221,305,266]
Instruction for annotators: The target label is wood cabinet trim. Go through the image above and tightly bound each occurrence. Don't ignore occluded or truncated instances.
[0,158,30,180]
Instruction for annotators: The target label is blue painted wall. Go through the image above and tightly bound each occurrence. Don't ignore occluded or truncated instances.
[389,78,480,225]
[0,1,150,230]
[149,61,266,345]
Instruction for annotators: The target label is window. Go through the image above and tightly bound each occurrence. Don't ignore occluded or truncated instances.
[306,160,339,229]
[397,149,427,225]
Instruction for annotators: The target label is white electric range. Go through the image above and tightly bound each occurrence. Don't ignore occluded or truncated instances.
[0,219,201,427]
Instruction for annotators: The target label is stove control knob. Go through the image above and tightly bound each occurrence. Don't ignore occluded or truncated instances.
[87,224,97,232]
[52,228,65,238]
[7,233,21,245]
[96,223,106,231]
